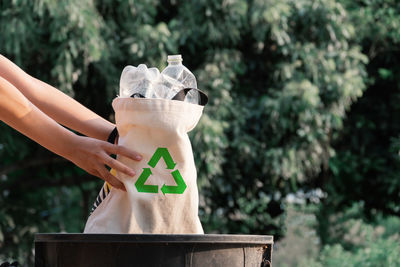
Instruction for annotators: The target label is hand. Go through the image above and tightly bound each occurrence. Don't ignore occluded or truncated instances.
[0,72,140,191]
[67,135,142,191]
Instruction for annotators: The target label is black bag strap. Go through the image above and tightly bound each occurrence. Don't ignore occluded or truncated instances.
[129,88,208,106]
[107,127,119,144]
[130,93,146,98]
[171,88,208,106]
[106,127,119,161]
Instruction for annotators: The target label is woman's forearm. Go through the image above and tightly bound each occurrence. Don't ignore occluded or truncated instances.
[0,77,77,158]
[0,54,114,141]
[29,77,115,141]
[0,76,141,191]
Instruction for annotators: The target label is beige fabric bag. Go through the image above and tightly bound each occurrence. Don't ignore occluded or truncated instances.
[84,97,205,234]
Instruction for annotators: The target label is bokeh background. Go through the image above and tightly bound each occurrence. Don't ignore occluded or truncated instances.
[1,0,400,266]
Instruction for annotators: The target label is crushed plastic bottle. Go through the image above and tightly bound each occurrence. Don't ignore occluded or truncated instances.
[119,64,162,98]
[161,55,200,104]
[119,63,185,100]
[118,56,201,104]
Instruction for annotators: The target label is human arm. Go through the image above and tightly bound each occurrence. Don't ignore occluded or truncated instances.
[0,54,113,141]
[0,76,140,191]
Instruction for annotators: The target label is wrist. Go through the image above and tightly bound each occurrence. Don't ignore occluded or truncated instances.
[92,122,115,141]
[59,132,83,161]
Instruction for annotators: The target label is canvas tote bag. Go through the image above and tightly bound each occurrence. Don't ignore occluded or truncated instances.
[84,92,206,234]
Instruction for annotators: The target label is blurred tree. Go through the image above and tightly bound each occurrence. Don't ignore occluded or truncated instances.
[0,0,369,265]
[317,0,400,245]
[301,203,400,267]
[0,0,112,263]
[188,0,366,237]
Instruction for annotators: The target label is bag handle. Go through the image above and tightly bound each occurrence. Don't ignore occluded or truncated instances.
[129,88,208,106]
[107,127,119,144]
[171,88,208,106]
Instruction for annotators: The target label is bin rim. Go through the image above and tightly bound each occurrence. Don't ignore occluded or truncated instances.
[35,233,273,245]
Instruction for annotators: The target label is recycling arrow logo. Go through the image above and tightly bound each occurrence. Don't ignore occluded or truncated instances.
[135,147,187,195]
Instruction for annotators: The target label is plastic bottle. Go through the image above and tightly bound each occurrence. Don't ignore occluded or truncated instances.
[161,55,199,104]
[119,64,161,98]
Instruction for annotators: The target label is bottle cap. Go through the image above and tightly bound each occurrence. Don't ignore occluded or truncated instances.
[167,54,183,62]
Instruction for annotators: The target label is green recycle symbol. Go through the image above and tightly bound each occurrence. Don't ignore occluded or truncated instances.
[135,147,187,195]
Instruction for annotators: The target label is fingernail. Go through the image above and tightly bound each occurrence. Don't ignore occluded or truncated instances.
[135,155,142,160]
[129,170,136,176]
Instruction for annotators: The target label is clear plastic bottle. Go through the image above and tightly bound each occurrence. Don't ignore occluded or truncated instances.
[161,55,199,104]
[119,64,160,98]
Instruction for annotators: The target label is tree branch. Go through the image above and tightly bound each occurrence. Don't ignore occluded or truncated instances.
[4,173,99,191]
[0,157,67,176]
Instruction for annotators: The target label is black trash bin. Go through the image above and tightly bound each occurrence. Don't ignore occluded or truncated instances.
[35,234,273,267]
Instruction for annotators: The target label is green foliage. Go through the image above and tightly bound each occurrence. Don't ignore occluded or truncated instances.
[1,0,399,265]
[300,240,400,267]
[192,0,366,237]
[301,204,400,267]
[320,0,400,229]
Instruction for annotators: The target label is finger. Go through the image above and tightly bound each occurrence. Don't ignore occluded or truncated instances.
[98,167,126,191]
[91,169,123,191]
[90,169,103,180]
[103,154,136,177]
[104,143,142,161]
